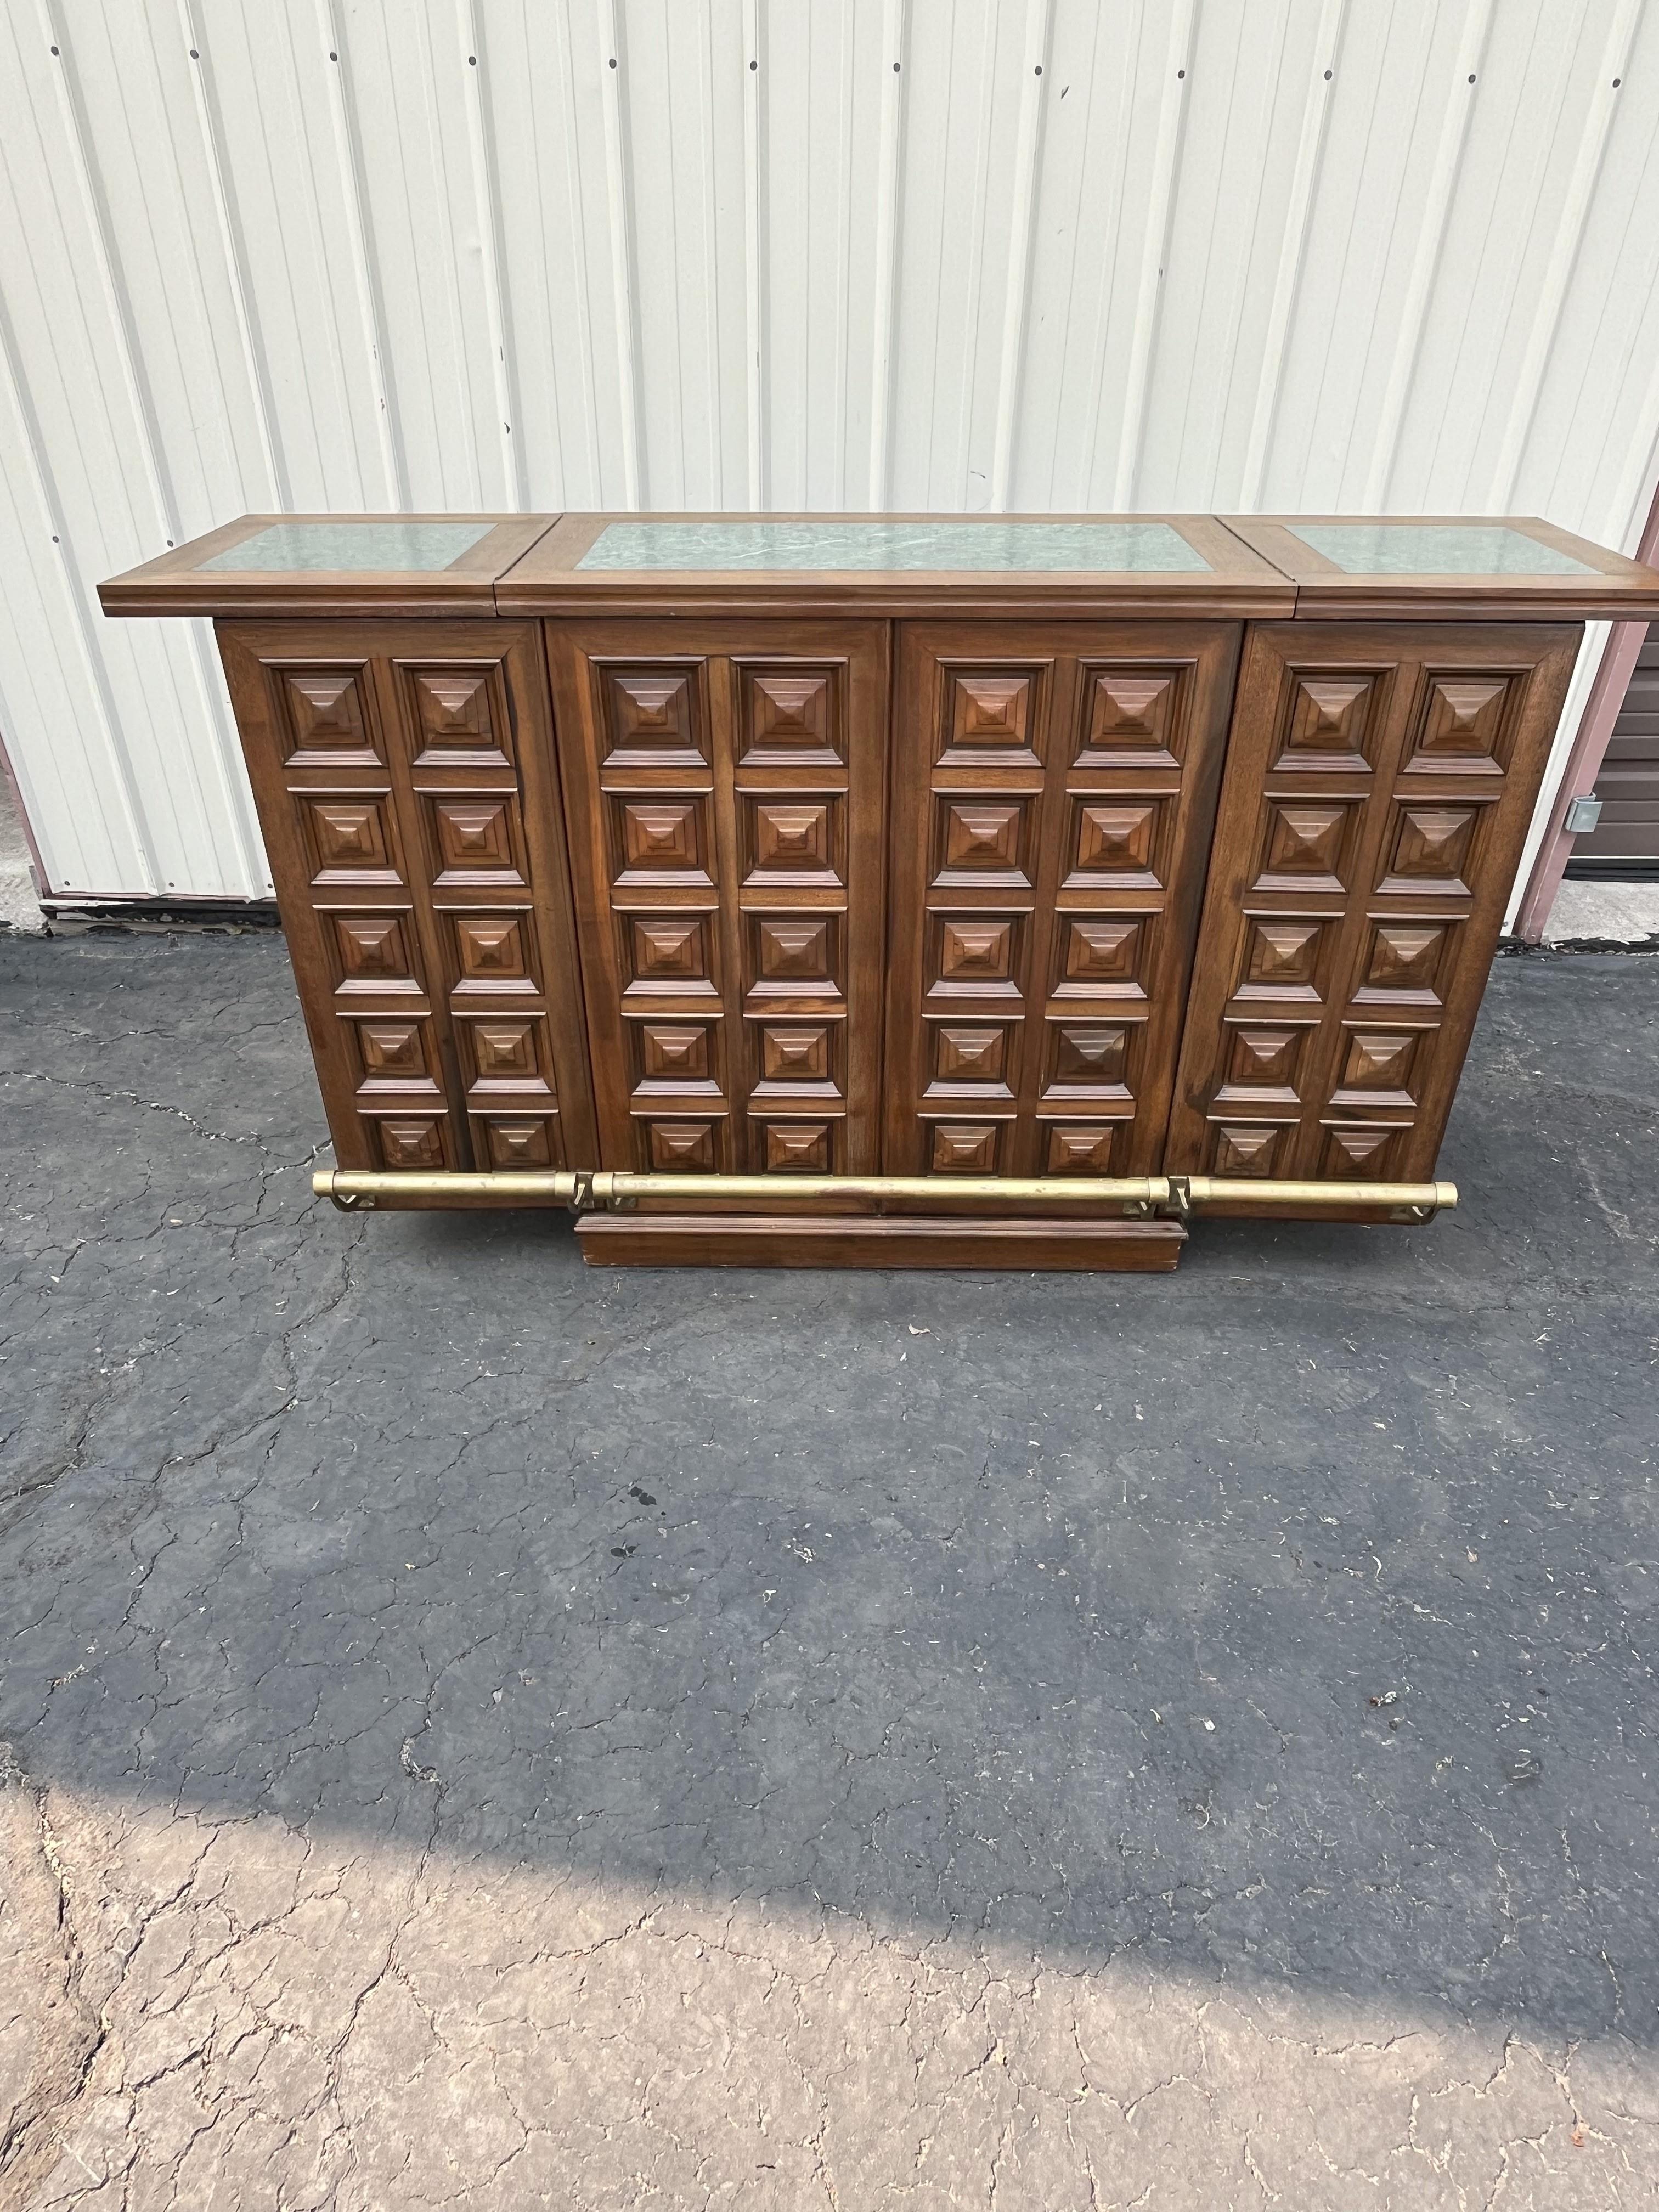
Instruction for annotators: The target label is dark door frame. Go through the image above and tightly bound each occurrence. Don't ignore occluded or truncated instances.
[1515,475,1659,939]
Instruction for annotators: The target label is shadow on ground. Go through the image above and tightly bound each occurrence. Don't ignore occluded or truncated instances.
[2,935,1656,2055]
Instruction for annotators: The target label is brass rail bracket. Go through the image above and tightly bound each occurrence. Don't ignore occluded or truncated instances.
[1178,1176,1457,1222]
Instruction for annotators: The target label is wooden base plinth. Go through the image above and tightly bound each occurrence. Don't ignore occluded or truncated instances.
[576,1212,1186,1272]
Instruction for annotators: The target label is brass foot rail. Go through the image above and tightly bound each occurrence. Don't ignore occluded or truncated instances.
[313,1167,1456,1224]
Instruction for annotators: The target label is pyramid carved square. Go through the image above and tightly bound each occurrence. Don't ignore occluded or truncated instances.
[1047,1125,1116,1172]
[1077,669,1178,765]
[282,666,379,764]
[1255,803,1352,891]
[743,667,840,761]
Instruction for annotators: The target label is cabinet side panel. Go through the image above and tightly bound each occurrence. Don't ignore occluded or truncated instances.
[217,623,381,1170]
[1166,622,1581,1183]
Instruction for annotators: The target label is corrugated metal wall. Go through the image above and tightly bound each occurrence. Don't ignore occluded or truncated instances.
[2,0,1657,910]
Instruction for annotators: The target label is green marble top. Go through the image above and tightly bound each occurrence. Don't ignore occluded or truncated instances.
[201,521,496,572]
[1289,522,1598,577]
[577,520,1211,573]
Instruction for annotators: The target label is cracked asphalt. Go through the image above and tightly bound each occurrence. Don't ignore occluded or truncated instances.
[1,929,1656,2210]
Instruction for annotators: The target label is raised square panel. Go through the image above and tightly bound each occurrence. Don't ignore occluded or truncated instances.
[1209,1124,1283,1176]
[624,800,698,867]
[1405,675,1511,775]
[479,1116,558,1169]
[1049,1023,1129,1089]
[375,1116,447,1170]
[929,916,1021,1000]
[745,798,840,885]
[1356,921,1451,1005]
[279,665,379,766]
[1378,805,1480,895]
[601,659,703,765]
[1252,802,1355,893]
[1068,800,1162,888]
[941,669,1040,765]
[602,667,703,765]
[405,666,509,768]
[351,1020,434,1087]
[760,1025,831,1081]
[751,915,837,998]
[302,797,399,886]
[1333,1029,1424,1107]
[628,915,714,992]
[743,663,845,761]
[1238,916,1328,1001]
[613,797,713,887]
[332,913,421,996]
[934,1025,1008,1081]
[1274,673,1378,771]
[931,1122,1001,1172]
[1216,1024,1305,1105]
[647,1121,716,1170]
[1047,1125,1116,1172]
[1323,1125,1400,1176]
[640,1023,713,1081]
[741,667,841,763]
[428,796,527,888]
[449,912,538,995]
[464,1018,550,1089]
[1054,916,1147,999]
[1076,668,1179,767]
[934,798,1031,887]
[762,1121,832,1171]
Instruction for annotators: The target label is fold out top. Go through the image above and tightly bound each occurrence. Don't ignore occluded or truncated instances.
[1221,514,1659,620]
[97,514,560,618]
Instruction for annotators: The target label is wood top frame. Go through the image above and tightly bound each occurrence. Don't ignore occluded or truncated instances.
[494,512,1291,619]
[98,514,560,619]
[1221,514,1659,621]
[100,511,1659,623]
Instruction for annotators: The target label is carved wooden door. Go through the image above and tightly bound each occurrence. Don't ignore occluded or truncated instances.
[544,621,888,1172]
[1166,622,1580,1182]
[218,620,597,1176]
[883,622,1240,1176]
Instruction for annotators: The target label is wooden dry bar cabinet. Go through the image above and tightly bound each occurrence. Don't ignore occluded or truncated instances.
[102,514,1659,1272]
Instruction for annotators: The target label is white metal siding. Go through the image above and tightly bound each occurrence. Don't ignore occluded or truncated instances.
[2,0,1656,906]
